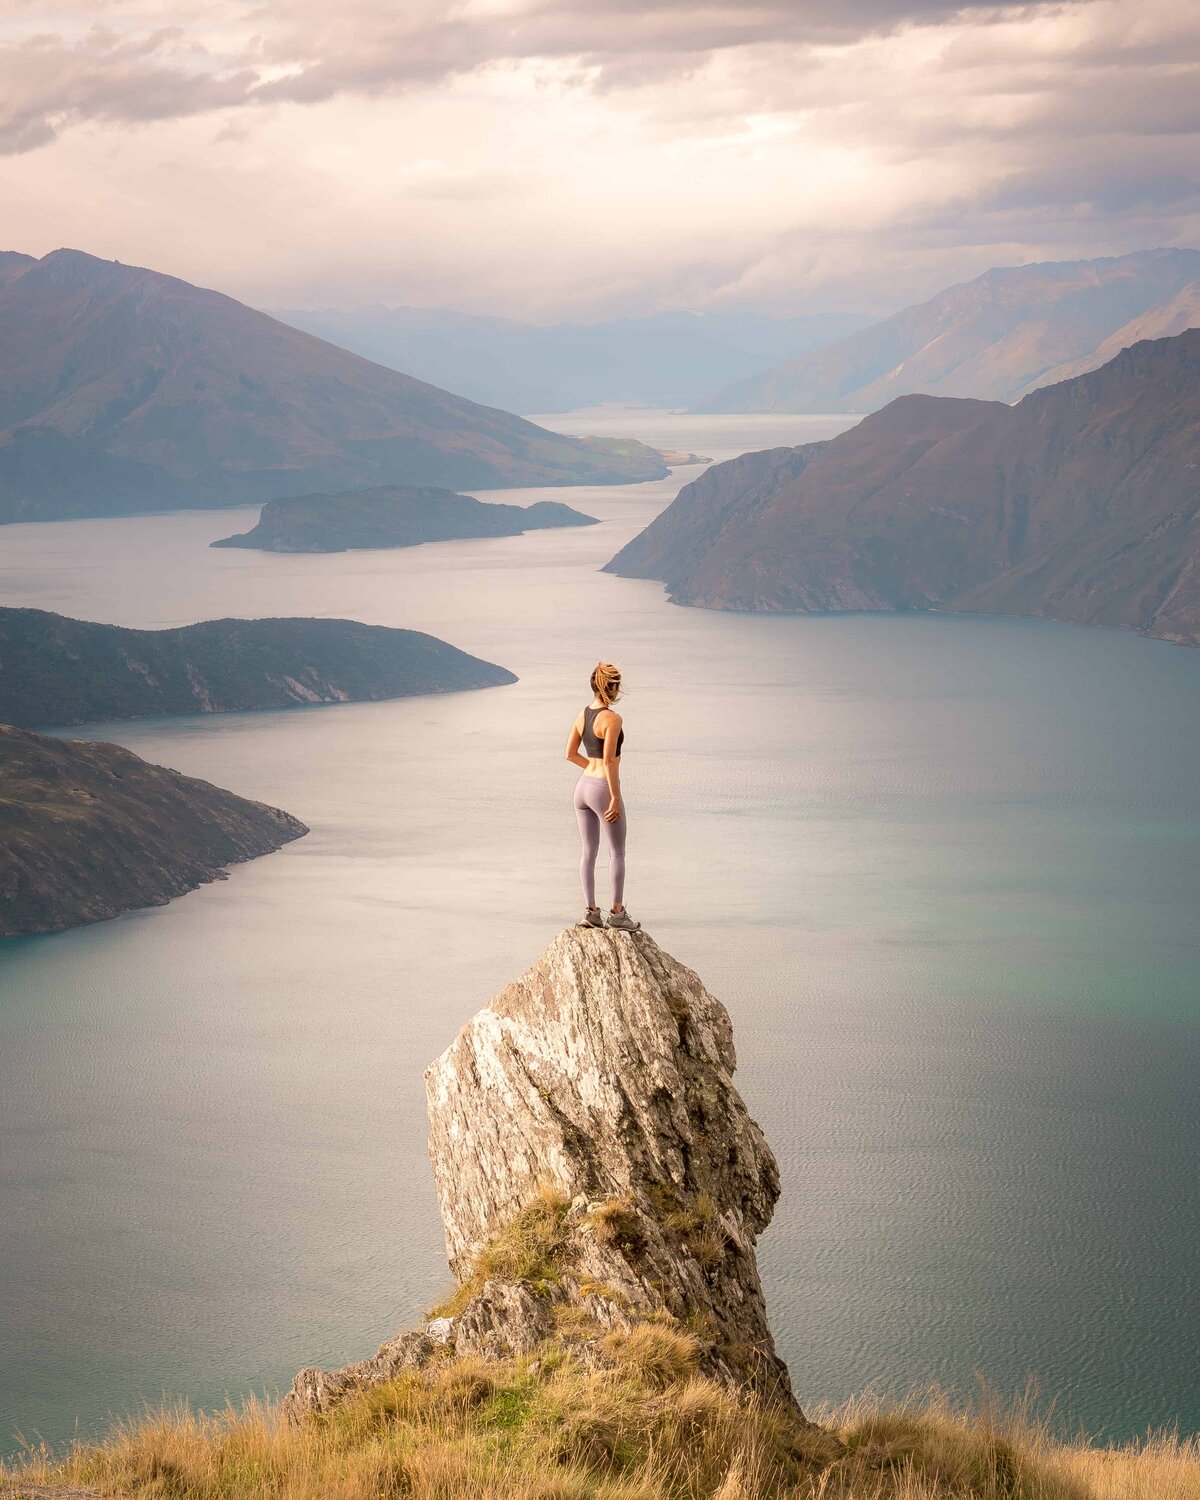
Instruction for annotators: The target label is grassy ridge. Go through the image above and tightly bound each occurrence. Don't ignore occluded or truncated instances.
[5,1331,1197,1500]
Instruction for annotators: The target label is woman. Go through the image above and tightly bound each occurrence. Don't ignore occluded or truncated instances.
[565,662,640,931]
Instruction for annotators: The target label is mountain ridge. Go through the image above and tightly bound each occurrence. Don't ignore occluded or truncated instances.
[693,248,1200,413]
[0,248,665,523]
[611,327,1200,647]
[0,608,516,728]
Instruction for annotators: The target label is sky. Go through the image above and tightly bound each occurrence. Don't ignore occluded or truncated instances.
[0,0,1198,320]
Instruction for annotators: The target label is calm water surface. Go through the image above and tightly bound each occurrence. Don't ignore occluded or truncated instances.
[1,409,1198,1455]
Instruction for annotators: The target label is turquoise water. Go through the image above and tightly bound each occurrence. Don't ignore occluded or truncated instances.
[1,409,1198,1457]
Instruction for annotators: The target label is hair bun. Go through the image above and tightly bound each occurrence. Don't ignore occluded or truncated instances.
[589,661,623,704]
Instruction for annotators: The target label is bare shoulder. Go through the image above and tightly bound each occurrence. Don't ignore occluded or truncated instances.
[598,708,623,729]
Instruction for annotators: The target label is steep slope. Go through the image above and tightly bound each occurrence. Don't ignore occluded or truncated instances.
[286,926,800,1419]
[212,484,596,552]
[695,249,1200,413]
[0,724,307,936]
[0,251,35,287]
[0,609,517,728]
[0,249,665,523]
[272,304,871,411]
[1032,278,1200,388]
[610,329,1200,647]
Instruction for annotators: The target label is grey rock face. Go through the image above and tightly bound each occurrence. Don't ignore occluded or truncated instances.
[284,926,796,1417]
[282,1330,436,1420]
[425,926,791,1395]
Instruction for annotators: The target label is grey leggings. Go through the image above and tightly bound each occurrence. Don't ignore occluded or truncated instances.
[574,774,626,908]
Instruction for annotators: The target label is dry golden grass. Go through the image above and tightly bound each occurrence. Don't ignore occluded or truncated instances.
[428,1187,573,1319]
[6,1336,1200,1500]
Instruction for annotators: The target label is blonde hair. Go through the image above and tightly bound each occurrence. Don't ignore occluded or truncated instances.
[590,661,623,705]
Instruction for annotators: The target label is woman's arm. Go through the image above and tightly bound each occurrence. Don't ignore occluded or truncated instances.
[565,716,589,770]
[601,711,622,821]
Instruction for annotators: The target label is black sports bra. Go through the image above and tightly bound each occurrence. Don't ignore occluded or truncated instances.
[581,704,623,759]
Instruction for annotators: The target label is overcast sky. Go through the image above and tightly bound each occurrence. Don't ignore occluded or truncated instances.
[1,0,1198,319]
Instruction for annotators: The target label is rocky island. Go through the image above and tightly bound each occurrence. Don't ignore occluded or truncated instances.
[0,608,516,728]
[611,329,1200,649]
[657,448,713,466]
[211,485,597,553]
[0,724,306,937]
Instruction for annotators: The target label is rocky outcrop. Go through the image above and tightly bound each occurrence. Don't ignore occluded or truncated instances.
[284,927,798,1420]
[211,485,597,553]
[0,724,307,936]
[612,329,1200,649]
[0,608,516,729]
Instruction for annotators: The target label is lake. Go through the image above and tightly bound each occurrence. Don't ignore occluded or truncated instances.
[1,408,1198,1457]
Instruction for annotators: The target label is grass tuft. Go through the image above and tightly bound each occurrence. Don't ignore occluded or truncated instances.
[429,1188,573,1319]
[586,1197,649,1261]
[601,1324,702,1389]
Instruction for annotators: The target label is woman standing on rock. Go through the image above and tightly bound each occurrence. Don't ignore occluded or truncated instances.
[566,662,639,931]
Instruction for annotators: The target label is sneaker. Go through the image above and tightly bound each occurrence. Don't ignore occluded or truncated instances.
[578,907,605,928]
[606,908,641,931]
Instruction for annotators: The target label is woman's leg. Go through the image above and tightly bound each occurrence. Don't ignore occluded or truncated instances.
[601,798,627,909]
[573,778,600,908]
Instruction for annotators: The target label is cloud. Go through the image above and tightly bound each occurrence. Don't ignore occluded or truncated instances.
[0,0,1057,152]
[0,0,1197,320]
[0,25,255,153]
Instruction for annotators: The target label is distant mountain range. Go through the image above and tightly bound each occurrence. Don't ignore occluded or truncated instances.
[212,486,596,553]
[0,723,307,937]
[609,327,1200,649]
[0,609,516,727]
[0,250,666,524]
[693,249,1200,413]
[270,305,870,413]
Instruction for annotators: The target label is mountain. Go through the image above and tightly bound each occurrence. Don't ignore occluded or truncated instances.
[608,328,1200,647]
[694,249,1200,413]
[270,305,871,413]
[0,723,307,936]
[0,249,665,524]
[0,609,516,728]
[212,485,596,553]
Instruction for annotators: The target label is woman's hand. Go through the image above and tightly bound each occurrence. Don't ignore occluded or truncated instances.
[604,796,621,823]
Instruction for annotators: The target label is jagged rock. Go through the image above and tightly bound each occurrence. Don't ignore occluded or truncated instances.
[281,1330,435,1420]
[284,926,798,1419]
[454,1280,558,1360]
[424,927,792,1398]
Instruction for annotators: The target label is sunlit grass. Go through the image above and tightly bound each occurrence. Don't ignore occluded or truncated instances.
[6,1348,1199,1499]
